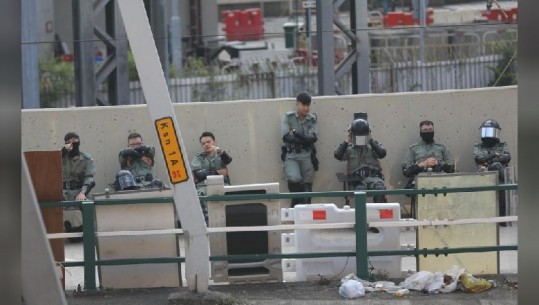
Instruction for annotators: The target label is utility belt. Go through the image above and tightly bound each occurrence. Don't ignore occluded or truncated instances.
[63,180,82,190]
[285,144,311,154]
[351,166,383,179]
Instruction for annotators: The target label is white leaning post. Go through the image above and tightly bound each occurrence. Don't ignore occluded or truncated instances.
[116,0,209,292]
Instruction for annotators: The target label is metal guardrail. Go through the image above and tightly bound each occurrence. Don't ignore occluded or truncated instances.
[41,183,518,291]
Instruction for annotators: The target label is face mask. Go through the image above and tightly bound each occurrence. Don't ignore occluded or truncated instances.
[68,142,80,158]
[482,138,498,147]
[420,131,434,144]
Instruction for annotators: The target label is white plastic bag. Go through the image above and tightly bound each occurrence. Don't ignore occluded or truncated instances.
[400,271,434,291]
[339,280,365,299]
[440,266,465,293]
[425,272,444,293]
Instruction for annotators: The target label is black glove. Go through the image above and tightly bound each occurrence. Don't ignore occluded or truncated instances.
[498,154,511,164]
[194,169,209,182]
[121,148,142,158]
[491,153,510,164]
[369,138,386,158]
[294,131,317,144]
[283,133,300,144]
[403,164,421,178]
[220,150,232,165]
[281,146,287,161]
[441,163,455,173]
[134,145,152,156]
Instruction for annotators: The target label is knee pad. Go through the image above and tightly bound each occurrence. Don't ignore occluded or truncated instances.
[354,184,366,191]
[488,162,503,172]
[373,181,386,191]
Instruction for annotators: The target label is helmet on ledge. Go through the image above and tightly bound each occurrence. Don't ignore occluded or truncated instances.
[115,170,137,190]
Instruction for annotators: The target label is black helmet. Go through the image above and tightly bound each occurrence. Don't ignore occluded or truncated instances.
[116,170,137,190]
[480,119,501,139]
[350,119,370,136]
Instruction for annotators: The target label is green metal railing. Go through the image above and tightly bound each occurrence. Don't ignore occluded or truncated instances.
[42,183,518,291]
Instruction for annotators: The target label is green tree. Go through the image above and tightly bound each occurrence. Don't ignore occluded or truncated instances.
[39,58,75,108]
[487,41,517,87]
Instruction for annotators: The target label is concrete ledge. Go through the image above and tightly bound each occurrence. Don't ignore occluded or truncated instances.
[168,290,234,305]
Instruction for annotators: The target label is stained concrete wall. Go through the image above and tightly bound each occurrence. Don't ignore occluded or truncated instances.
[22,86,517,210]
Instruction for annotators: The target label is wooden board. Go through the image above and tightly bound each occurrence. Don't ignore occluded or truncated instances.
[23,151,65,288]
[416,172,498,274]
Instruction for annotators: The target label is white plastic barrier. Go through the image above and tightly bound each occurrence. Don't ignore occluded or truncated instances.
[206,175,284,284]
[281,203,402,281]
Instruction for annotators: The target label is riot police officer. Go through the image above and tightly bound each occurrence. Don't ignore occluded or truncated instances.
[473,119,511,219]
[401,120,455,218]
[61,132,96,236]
[334,118,387,203]
[191,131,233,224]
[281,93,319,206]
[118,132,161,189]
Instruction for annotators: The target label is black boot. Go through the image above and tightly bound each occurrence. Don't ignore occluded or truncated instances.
[303,183,312,204]
[288,181,304,207]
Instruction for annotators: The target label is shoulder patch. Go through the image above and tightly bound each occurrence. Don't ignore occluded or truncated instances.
[409,143,420,148]
[308,113,317,120]
[286,111,296,116]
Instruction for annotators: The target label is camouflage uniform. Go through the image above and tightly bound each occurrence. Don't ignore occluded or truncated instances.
[190,152,232,196]
[62,151,96,230]
[281,111,319,205]
[190,150,232,224]
[334,140,386,202]
[401,139,455,218]
[281,111,318,183]
[473,140,511,217]
[473,141,511,179]
[402,139,455,178]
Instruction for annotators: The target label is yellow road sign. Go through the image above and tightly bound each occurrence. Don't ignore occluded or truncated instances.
[155,117,189,184]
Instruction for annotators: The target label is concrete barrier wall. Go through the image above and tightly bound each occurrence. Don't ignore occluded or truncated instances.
[22,86,517,209]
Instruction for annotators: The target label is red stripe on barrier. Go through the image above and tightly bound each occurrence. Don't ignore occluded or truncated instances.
[313,210,326,220]
[379,209,394,219]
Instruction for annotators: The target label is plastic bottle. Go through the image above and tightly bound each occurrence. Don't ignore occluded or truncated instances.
[394,289,410,297]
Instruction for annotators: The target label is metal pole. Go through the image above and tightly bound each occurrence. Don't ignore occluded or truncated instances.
[354,191,369,279]
[418,0,426,63]
[306,7,312,80]
[170,0,182,76]
[350,0,371,94]
[21,0,40,109]
[82,201,96,290]
[150,0,169,83]
[316,0,336,95]
[117,0,210,292]
[72,0,96,107]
